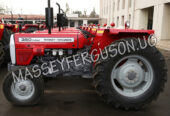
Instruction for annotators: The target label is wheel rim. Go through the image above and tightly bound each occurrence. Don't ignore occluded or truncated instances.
[111,55,154,97]
[11,79,35,101]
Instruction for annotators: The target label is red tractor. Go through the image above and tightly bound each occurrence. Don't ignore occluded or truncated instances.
[16,17,46,33]
[0,18,41,68]
[3,1,167,110]
[0,18,46,67]
[3,18,46,34]
[4,23,19,33]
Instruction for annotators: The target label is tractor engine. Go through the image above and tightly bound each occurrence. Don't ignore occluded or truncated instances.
[33,48,92,78]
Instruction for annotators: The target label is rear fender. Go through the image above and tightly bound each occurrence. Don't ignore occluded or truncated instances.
[90,28,154,56]
[23,24,38,31]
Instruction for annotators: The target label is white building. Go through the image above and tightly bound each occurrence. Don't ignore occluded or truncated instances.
[67,14,100,27]
[100,0,170,40]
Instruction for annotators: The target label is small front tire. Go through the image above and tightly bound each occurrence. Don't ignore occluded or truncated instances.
[3,68,44,106]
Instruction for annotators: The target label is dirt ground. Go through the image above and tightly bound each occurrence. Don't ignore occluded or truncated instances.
[0,49,170,116]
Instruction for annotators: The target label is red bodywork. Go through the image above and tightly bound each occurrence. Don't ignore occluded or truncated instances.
[0,24,5,41]
[14,29,85,65]
[4,23,46,33]
[5,24,19,33]
[22,24,45,32]
[13,27,154,66]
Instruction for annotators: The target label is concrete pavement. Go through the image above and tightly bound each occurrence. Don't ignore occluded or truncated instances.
[157,40,170,51]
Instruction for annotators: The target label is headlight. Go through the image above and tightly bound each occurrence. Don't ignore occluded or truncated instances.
[125,21,130,29]
[10,34,16,64]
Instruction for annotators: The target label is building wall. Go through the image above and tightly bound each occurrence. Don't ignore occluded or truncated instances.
[161,3,170,40]
[100,0,170,40]
[100,0,135,28]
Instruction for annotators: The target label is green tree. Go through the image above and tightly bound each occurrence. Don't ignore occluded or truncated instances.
[90,8,97,18]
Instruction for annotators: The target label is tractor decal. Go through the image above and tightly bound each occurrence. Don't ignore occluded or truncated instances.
[19,37,75,43]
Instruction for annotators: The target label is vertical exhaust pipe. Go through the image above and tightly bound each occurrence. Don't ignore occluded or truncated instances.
[47,0,51,34]
[45,0,53,34]
[56,3,61,14]
[56,3,61,31]
[60,9,68,29]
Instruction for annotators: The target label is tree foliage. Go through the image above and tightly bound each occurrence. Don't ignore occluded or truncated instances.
[90,8,97,18]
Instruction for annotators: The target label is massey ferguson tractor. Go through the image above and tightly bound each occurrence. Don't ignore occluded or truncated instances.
[0,18,46,68]
[16,17,46,33]
[3,17,46,33]
[3,0,167,110]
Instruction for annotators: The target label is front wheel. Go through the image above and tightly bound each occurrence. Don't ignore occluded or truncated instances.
[93,38,168,110]
[3,68,44,106]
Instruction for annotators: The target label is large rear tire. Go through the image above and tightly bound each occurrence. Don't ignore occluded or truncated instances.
[93,38,167,110]
[3,68,44,106]
[1,29,12,66]
[0,42,5,67]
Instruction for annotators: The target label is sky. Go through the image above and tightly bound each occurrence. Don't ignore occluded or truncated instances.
[1,0,100,15]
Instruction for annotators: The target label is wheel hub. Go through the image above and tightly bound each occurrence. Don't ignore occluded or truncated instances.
[19,85,27,91]
[117,62,144,88]
[127,71,137,80]
[11,79,35,101]
[111,55,154,97]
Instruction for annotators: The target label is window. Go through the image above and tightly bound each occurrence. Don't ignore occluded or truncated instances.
[122,0,125,9]
[112,18,115,23]
[106,4,109,14]
[113,2,115,11]
[121,16,125,26]
[106,0,109,14]
[129,14,131,22]
[117,0,120,11]
[129,14,131,27]
[109,1,111,15]
[117,17,119,27]
[128,0,132,8]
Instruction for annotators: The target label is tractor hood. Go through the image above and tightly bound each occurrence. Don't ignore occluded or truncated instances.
[13,32,86,49]
[10,31,86,65]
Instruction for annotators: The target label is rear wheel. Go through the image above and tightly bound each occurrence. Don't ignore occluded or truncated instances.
[1,29,12,66]
[3,68,44,106]
[2,28,12,45]
[93,38,167,110]
[0,42,5,67]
